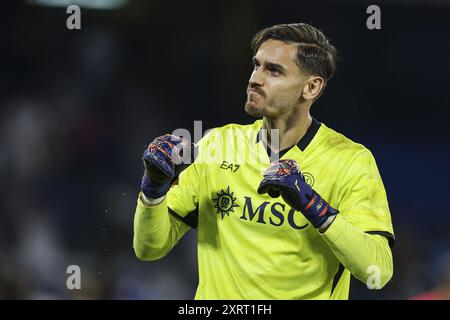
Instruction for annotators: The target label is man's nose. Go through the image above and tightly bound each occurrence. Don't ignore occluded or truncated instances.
[249,69,264,87]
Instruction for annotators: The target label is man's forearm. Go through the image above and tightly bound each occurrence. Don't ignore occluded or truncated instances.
[320,214,393,288]
[133,193,189,261]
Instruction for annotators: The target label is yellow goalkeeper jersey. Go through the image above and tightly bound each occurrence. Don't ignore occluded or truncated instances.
[142,118,394,299]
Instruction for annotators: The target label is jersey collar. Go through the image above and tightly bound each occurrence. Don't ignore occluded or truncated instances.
[296,118,321,152]
[255,117,322,152]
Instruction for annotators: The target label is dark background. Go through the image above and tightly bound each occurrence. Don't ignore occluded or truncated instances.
[0,0,449,299]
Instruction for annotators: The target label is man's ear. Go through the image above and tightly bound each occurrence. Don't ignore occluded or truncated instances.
[301,76,325,101]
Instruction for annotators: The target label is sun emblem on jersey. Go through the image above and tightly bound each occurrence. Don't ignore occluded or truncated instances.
[302,172,315,187]
[212,186,240,219]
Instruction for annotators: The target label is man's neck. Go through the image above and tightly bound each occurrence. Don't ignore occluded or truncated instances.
[262,109,312,153]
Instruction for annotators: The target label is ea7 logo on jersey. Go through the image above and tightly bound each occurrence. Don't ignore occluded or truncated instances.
[212,187,240,219]
[220,161,240,173]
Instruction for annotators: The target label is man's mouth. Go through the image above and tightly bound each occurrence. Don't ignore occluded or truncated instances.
[248,88,265,98]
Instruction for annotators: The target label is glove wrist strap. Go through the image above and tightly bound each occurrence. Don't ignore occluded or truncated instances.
[318,214,337,232]
[141,193,166,206]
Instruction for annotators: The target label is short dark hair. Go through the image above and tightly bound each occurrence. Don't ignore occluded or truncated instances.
[251,23,337,84]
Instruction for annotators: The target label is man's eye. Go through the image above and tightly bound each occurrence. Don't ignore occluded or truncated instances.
[253,63,260,70]
[269,69,281,76]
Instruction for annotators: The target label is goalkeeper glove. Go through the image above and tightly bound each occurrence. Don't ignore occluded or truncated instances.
[141,134,196,199]
[257,159,338,229]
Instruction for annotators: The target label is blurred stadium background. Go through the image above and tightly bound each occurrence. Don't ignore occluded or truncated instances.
[1,0,449,299]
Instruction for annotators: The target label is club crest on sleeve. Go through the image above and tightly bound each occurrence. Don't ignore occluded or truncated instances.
[302,172,315,187]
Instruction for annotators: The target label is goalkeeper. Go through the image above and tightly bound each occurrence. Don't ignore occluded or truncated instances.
[133,23,394,299]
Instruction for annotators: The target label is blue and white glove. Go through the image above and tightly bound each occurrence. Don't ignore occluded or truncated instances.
[257,159,338,229]
[141,134,197,199]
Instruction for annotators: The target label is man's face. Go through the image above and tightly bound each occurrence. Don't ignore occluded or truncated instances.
[245,39,306,118]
